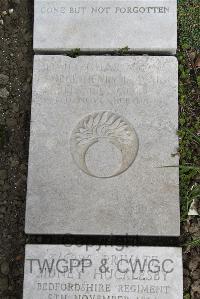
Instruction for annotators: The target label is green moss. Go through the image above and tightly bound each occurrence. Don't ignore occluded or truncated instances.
[117,46,130,55]
[197,75,200,87]
[67,48,81,58]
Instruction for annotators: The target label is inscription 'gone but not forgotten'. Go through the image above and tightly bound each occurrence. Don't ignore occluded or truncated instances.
[23,245,183,299]
[40,6,170,15]
[34,0,177,53]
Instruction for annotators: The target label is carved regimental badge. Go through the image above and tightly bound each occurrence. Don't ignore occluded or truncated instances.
[70,111,139,178]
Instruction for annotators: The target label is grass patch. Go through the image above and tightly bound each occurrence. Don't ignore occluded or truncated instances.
[178,1,200,230]
[184,238,200,248]
[178,0,200,49]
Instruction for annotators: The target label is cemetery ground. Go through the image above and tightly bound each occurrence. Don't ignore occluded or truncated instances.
[0,0,199,298]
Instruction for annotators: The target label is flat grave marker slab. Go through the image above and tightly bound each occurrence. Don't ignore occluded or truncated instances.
[23,245,183,299]
[25,55,179,236]
[34,0,177,54]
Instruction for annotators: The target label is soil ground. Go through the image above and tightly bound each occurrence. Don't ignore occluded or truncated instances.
[0,0,199,298]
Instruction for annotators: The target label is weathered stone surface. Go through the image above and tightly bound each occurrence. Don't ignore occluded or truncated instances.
[23,245,183,299]
[25,55,179,236]
[34,0,177,54]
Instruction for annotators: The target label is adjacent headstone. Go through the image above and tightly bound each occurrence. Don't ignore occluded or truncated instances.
[23,245,183,299]
[34,0,177,54]
[25,55,179,236]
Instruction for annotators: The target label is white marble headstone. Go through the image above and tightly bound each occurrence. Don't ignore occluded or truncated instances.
[34,0,177,54]
[23,245,183,299]
[25,55,179,236]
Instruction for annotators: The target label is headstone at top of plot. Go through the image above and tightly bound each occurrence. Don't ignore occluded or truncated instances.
[25,55,179,236]
[34,0,177,54]
[23,245,183,299]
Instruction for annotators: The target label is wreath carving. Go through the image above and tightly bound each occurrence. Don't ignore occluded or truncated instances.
[70,111,139,178]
